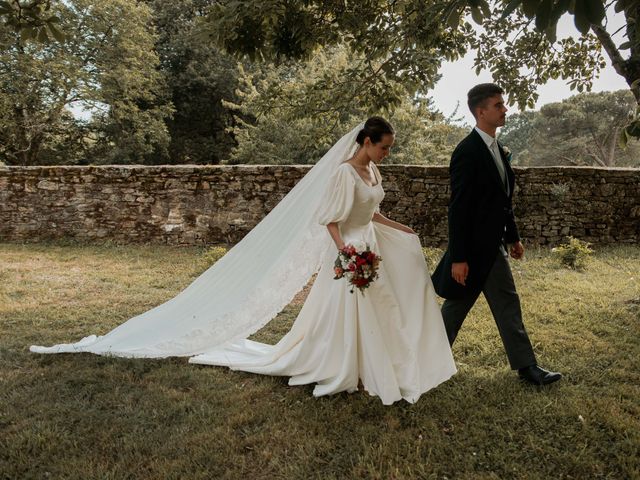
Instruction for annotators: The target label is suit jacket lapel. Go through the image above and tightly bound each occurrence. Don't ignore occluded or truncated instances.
[470,129,509,197]
[497,141,514,197]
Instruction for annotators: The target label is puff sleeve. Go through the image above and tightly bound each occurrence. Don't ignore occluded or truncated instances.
[317,164,356,226]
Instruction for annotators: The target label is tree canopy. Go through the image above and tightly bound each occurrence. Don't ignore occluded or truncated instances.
[225,45,467,165]
[0,0,172,165]
[201,0,640,142]
[0,0,65,44]
[500,89,640,167]
[148,0,241,164]
[2,1,639,166]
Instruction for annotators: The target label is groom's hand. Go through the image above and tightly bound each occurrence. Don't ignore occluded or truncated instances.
[510,241,524,260]
[451,262,469,286]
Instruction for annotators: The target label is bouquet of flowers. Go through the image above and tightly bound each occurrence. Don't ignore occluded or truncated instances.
[333,243,382,294]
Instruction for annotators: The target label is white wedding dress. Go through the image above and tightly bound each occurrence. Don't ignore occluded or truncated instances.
[30,123,456,405]
[190,163,456,404]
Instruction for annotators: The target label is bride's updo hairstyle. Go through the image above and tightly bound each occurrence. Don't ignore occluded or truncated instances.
[356,117,395,145]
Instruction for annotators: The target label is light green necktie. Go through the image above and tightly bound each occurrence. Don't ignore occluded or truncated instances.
[490,139,508,193]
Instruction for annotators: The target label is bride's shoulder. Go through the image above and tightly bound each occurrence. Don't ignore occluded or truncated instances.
[331,163,357,186]
[337,162,355,175]
[370,161,383,180]
[340,160,356,169]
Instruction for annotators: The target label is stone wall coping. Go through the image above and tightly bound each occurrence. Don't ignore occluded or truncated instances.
[2,164,639,172]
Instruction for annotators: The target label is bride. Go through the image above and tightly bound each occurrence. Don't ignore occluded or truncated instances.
[31,117,456,405]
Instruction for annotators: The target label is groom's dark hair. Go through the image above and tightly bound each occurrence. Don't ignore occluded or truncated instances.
[468,83,504,118]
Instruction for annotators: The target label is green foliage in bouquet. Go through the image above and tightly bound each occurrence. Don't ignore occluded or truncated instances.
[552,236,594,270]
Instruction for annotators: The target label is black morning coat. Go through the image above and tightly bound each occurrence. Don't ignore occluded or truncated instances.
[432,128,520,300]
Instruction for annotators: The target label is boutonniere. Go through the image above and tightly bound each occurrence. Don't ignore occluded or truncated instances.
[501,145,513,163]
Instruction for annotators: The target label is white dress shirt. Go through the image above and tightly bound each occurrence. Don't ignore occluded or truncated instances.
[474,126,509,194]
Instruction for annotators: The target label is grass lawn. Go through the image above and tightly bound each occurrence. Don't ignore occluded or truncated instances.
[1,242,638,479]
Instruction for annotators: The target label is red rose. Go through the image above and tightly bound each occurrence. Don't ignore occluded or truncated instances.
[342,245,356,257]
[354,278,368,287]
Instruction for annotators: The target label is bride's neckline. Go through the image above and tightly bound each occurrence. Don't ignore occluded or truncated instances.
[345,162,380,188]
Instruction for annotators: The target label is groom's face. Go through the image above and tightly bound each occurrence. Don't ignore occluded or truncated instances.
[479,94,508,128]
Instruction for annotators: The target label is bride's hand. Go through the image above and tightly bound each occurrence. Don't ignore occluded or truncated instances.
[371,213,416,235]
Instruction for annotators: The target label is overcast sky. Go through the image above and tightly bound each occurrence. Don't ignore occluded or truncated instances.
[430,10,628,126]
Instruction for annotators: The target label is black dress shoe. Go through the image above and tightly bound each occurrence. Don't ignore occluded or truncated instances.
[518,365,562,386]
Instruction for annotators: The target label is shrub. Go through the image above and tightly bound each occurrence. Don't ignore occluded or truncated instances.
[202,246,228,266]
[552,236,593,270]
[550,182,570,199]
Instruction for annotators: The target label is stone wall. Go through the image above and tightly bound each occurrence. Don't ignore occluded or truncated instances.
[0,165,638,246]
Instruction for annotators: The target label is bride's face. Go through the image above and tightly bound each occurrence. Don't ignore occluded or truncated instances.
[365,133,395,164]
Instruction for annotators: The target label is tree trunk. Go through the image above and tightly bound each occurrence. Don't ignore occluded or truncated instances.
[605,127,619,167]
[591,7,640,104]
[624,59,640,104]
[13,105,45,166]
[624,4,640,104]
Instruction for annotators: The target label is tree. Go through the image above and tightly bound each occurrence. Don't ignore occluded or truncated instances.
[497,110,537,164]
[500,90,640,167]
[0,0,172,165]
[147,0,242,164]
[471,10,605,109]
[201,0,640,146]
[201,2,611,106]
[0,0,65,44]
[201,0,474,115]
[471,0,640,144]
[225,46,466,165]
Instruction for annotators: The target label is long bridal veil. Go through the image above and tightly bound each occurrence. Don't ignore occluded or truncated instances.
[31,124,364,358]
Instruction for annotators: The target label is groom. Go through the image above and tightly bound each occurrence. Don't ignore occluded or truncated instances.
[432,83,561,386]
